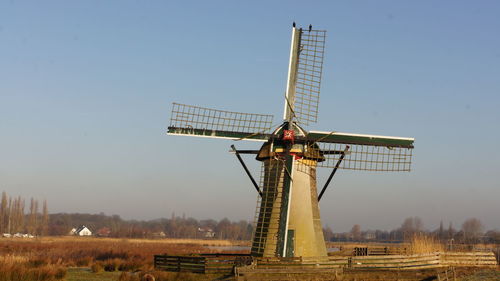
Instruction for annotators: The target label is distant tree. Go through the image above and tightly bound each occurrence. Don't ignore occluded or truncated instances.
[323,226,334,242]
[216,218,231,239]
[462,218,483,243]
[484,230,500,244]
[414,217,424,232]
[447,222,455,239]
[7,197,12,233]
[41,200,49,236]
[350,224,361,241]
[28,198,37,235]
[375,230,390,241]
[11,196,25,233]
[438,220,444,240]
[0,192,8,233]
[400,217,424,239]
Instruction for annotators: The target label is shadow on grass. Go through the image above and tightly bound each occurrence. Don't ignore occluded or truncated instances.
[66,267,121,281]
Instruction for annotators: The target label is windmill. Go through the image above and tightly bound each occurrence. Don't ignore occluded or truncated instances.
[167,24,414,258]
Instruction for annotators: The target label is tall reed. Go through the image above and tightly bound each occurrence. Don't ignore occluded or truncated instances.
[408,233,444,254]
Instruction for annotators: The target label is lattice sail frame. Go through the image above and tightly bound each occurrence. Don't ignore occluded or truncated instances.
[293,29,326,126]
[314,143,412,172]
[170,103,274,133]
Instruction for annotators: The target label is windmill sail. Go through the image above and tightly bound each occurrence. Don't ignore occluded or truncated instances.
[167,103,274,141]
[303,131,414,172]
[283,28,326,125]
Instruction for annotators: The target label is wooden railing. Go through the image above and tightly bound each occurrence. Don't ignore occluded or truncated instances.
[353,246,408,256]
[155,251,497,275]
[440,252,498,266]
[154,253,251,274]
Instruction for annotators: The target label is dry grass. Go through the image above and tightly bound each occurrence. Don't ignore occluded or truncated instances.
[0,236,248,280]
[0,255,66,281]
[0,236,220,271]
[37,236,248,246]
[408,233,444,254]
[118,271,225,281]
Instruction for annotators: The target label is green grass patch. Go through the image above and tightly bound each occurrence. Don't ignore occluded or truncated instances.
[66,268,121,281]
[459,269,500,281]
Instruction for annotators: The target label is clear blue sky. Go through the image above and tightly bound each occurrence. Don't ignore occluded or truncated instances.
[0,1,499,232]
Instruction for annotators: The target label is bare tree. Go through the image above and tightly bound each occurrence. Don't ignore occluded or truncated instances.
[351,224,361,241]
[28,198,36,234]
[323,226,334,242]
[414,217,424,232]
[462,218,483,243]
[0,192,7,233]
[41,200,49,236]
[401,216,424,238]
[7,197,12,233]
[448,222,455,239]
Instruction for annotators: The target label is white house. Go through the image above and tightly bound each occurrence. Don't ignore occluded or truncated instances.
[197,227,215,238]
[73,225,92,236]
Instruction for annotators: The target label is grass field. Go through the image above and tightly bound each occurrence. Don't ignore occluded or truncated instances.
[0,236,497,281]
[0,236,231,281]
[66,268,121,281]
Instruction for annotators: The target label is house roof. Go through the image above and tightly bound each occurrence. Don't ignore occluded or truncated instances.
[75,225,91,233]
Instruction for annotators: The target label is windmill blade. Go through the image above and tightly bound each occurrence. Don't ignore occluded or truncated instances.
[306,131,414,148]
[303,131,414,172]
[167,103,274,141]
[284,27,326,126]
[294,29,326,125]
[316,142,413,171]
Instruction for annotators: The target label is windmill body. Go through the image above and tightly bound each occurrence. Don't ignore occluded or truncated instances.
[251,122,328,257]
[167,24,414,258]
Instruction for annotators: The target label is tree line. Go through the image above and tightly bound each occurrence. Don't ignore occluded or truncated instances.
[48,212,254,240]
[0,192,49,236]
[1,191,497,243]
[324,216,500,244]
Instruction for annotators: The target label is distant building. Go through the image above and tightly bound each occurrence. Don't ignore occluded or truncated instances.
[363,231,376,240]
[198,227,215,238]
[71,225,92,236]
[96,227,111,237]
[151,231,166,239]
[10,233,34,238]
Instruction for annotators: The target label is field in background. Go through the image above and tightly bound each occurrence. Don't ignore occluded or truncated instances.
[0,236,497,281]
[0,236,247,268]
[33,236,250,246]
[0,236,243,281]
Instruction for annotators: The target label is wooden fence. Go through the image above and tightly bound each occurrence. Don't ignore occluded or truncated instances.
[353,246,408,256]
[440,252,497,267]
[154,251,497,275]
[349,253,440,270]
[154,253,251,274]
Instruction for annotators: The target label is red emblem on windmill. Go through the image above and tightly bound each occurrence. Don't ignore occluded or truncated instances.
[283,130,295,142]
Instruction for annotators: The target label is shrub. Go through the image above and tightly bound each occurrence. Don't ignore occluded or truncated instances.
[96,250,130,261]
[91,262,104,273]
[118,259,144,271]
[75,256,93,266]
[103,258,123,271]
